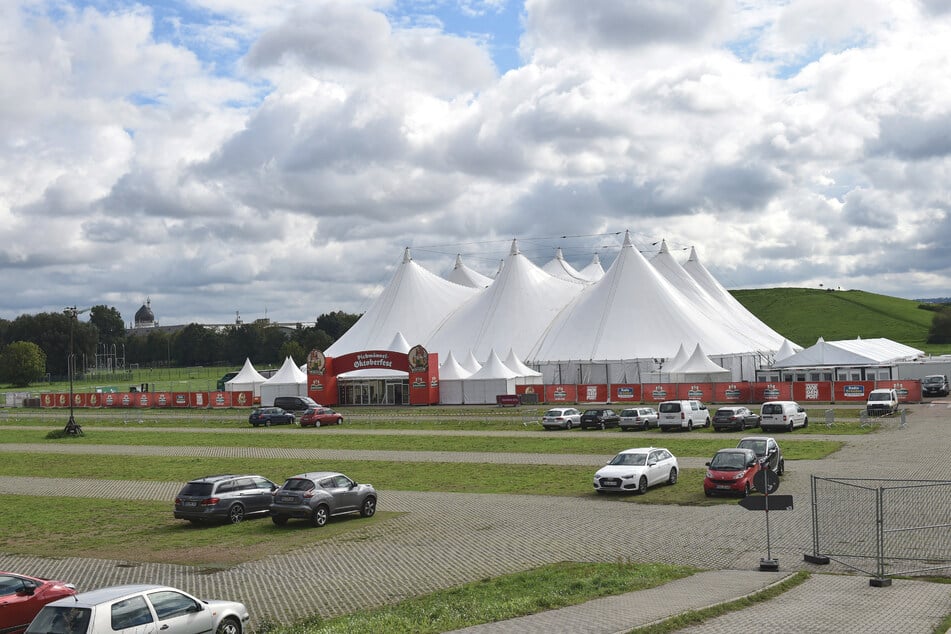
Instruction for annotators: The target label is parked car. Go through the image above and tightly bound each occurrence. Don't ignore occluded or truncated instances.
[712,406,761,432]
[618,407,658,431]
[866,388,899,416]
[299,407,344,427]
[759,401,808,432]
[174,474,278,524]
[579,408,620,430]
[922,374,950,397]
[657,400,710,431]
[25,584,249,634]
[248,407,295,427]
[593,447,678,494]
[0,572,76,634]
[270,472,377,527]
[541,407,582,431]
[272,395,320,412]
[737,436,785,475]
[704,448,762,497]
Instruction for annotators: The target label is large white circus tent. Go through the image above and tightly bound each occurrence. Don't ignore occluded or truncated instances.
[326,248,479,357]
[426,239,584,363]
[682,247,789,351]
[446,254,493,288]
[542,248,589,283]
[578,253,606,282]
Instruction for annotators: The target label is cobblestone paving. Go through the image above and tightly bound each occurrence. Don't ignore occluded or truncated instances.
[1,402,949,632]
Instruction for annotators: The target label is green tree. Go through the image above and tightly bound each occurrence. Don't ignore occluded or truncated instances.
[0,341,47,386]
[280,341,306,365]
[89,305,126,347]
[927,306,951,344]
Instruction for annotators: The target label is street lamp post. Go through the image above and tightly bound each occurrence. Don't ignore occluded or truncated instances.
[64,306,84,435]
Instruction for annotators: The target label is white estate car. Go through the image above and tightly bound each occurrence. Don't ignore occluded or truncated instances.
[26,585,249,634]
[618,407,659,431]
[541,407,582,430]
[593,447,679,494]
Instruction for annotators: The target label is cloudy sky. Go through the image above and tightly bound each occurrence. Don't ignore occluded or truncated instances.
[3,0,950,327]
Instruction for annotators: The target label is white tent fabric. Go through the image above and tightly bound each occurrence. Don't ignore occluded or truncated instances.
[676,344,730,381]
[386,331,411,353]
[260,356,308,405]
[774,339,799,362]
[459,350,517,404]
[503,348,542,377]
[772,337,924,368]
[663,343,690,374]
[427,240,584,361]
[461,350,483,374]
[224,358,266,397]
[651,240,770,351]
[542,248,589,283]
[682,247,787,351]
[438,352,471,404]
[326,248,478,357]
[439,351,472,379]
[578,254,605,282]
[530,231,757,361]
[446,254,493,288]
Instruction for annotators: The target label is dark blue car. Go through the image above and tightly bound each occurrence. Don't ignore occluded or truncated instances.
[249,407,295,427]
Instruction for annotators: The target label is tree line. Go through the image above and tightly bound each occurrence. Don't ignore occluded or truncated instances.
[0,306,360,387]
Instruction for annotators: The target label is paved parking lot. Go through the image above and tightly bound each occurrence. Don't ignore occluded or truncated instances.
[1,402,950,631]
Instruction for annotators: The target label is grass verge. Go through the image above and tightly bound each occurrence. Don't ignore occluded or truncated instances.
[264,561,699,634]
[629,570,811,633]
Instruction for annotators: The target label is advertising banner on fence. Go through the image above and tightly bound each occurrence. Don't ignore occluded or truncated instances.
[752,382,793,402]
[833,381,875,402]
[644,383,677,402]
[876,380,921,402]
[714,383,751,402]
[792,382,833,402]
[577,384,608,403]
[545,385,577,402]
[677,383,715,402]
[612,384,641,402]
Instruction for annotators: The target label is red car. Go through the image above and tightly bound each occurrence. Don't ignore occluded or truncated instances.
[299,407,344,427]
[0,572,76,634]
[703,448,762,497]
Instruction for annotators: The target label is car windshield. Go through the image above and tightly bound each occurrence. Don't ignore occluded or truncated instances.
[609,453,647,466]
[583,410,600,416]
[869,393,891,401]
[544,410,564,417]
[924,376,944,384]
[762,404,781,414]
[659,403,680,413]
[282,478,315,492]
[620,409,638,417]
[716,409,736,416]
[738,440,766,456]
[711,453,748,470]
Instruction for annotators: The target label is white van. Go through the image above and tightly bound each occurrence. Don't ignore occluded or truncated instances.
[866,389,899,416]
[760,401,808,432]
[657,400,710,431]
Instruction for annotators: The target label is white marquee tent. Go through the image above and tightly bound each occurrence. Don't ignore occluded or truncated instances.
[771,337,923,368]
[224,358,266,397]
[259,356,308,405]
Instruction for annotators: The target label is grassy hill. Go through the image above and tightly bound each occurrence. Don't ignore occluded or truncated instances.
[730,288,950,354]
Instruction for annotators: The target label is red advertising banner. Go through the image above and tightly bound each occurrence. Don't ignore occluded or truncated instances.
[833,381,875,402]
[577,384,608,403]
[69,393,87,408]
[55,393,69,408]
[332,350,410,374]
[676,383,715,402]
[118,392,135,408]
[230,391,253,408]
[751,382,793,403]
[714,382,752,402]
[86,393,102,408]
[172,392,190,408]
[135,392,153,408]
[792,382,833,402]
[209,391,230,408]
[308,375,338,406]
[151,392,173,408]
[612,384,641,402]
[409,351,439,406]
[876,380,921,403]
[189,392,208,408]
[544,385,577,403]
[644,383,677,402]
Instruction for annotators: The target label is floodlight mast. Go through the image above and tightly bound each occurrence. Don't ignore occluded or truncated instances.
[63,306,90,435]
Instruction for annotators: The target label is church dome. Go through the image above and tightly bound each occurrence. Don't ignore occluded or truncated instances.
[135,298,155,326]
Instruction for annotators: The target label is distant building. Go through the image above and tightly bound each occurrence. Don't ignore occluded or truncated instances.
[134,298,157,329]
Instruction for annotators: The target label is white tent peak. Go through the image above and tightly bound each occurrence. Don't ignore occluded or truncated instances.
[578,252,605,281]
[687,246,699,262]
[402,247,411,263]
[439,351,472,379]
[264,356,307,384]
[542,247,588,283]
[622,231,633,247]
[664,343,690,373]
[658,238,669,253]
[461,350,483,374]
[509,239,520,256]
[469,349,520,379]
[774,339,798,362]
[386,331,411,353]
[447,254,493,288]
[503,348,542,377]
[680,344,728,373]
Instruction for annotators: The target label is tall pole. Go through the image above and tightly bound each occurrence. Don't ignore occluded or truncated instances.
[64,307,82,435]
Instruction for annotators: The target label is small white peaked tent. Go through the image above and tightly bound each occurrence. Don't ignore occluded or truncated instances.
[771,337,923,368]
[437,351,472,405]
[662,343,691,375]
[542,248,589,283]
[224,358,266,397]
[461,349,519,404]
[260,356,308,405]
[674,344,730,382]
[326,248,478,357]
[446,254,493,288]
[427,239,584,362]
[578,253,605,282]
[461,350,483,374]
[503,348,543,385]
[774,339,799,362]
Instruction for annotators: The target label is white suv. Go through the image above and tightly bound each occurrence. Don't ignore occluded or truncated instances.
[657,400,710,431]
[760,401,808,432]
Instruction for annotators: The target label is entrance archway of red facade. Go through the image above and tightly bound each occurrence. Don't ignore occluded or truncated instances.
[306,346,439,406]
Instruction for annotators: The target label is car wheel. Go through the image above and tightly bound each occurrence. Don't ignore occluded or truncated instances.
[778,459,785,476]
[311,505,329,527]
[251,423,258,428]
[705,417,711,427]
[314,420,321,428]
[228,504,245,524]
[686,421,693,432]
[704,489,713,497]
[743,482,751,497]
[265,420,271,427]
[216,616,241,634]
[788,422,793,432]
[667,467,678,485]
[637,475,648,494]
[803,416,809,428]
[566,421,573,430]
[271,515,288,526]
[598,421,605,430]
[360,496,377,517]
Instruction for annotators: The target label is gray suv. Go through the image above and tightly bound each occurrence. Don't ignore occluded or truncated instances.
[270,471,377,528]
[174,474,277,524]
